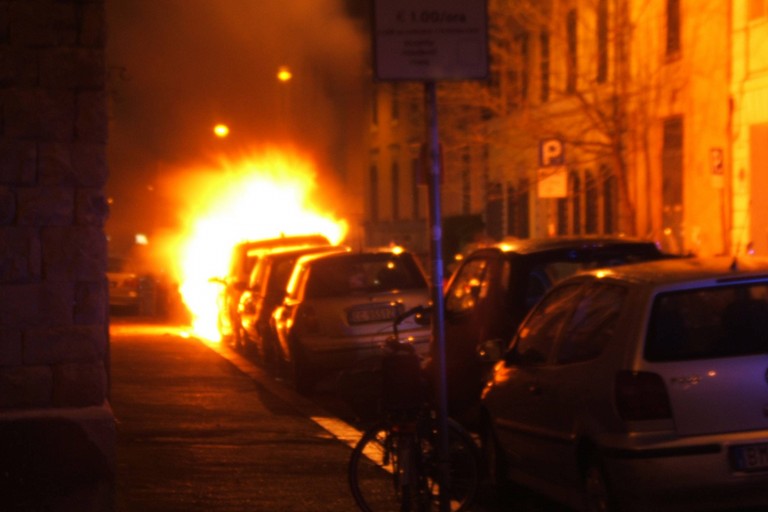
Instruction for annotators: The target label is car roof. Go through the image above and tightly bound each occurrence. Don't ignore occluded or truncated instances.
[295,248,412,266]
[467,236,661,257]
[261,244,347,261]
[238,234,331,254]
[580,256,768,286]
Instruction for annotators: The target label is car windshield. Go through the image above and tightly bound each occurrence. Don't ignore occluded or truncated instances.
[645,282,768,361]
[304,253,426,298]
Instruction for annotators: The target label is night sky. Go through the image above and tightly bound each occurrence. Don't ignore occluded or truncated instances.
[105,0,369,250]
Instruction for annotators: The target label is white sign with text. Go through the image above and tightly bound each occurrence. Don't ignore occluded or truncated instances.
[373,0,488,81]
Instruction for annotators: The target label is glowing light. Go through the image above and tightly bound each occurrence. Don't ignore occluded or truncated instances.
[277,66,292,82]
[213,124,230,138]
[135,233,149,245]
[172,147,347,342]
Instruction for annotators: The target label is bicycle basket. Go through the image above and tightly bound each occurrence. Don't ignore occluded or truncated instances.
[380,345,424,411]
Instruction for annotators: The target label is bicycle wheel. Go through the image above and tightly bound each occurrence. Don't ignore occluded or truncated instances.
[348,419,479,512]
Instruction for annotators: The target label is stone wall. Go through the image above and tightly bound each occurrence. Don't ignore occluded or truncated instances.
[0,0,114,507]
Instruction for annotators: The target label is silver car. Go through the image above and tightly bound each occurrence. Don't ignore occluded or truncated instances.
[480,256,768,512]
[272,248,431,394]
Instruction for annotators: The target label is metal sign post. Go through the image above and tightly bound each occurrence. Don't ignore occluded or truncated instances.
[423,79,450,511]
[373,3,488,510]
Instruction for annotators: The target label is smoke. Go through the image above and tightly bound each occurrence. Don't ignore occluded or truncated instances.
[106,0,368,248]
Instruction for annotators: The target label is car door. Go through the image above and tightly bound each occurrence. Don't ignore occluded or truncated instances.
[484,282,583,483]
[534,281,628,491]
[443,253,503,409]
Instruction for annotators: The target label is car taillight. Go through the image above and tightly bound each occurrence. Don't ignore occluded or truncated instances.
[615,370,672,421]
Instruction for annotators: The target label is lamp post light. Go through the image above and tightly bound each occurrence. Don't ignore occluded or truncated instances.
[277,66,293,138]
[213,123,230,138]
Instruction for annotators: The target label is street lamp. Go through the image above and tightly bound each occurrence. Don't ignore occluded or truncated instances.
[277,66,292,83]
[277,66,293,137]
[213,123,230,138]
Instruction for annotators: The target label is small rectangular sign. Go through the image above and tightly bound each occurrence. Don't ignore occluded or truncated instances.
[373,0,488,81]
[538,166,568,198]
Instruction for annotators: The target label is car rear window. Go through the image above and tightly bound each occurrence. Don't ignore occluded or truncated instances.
[304,253,426,298]
[645,283,768,361]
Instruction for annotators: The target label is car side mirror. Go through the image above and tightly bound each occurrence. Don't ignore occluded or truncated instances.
[477,338,505,363]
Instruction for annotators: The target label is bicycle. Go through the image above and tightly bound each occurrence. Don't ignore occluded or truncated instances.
[347,306,480,512]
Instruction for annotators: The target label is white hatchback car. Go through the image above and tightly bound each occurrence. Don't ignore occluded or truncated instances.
[272,248,431,394]
[480,256,768,512]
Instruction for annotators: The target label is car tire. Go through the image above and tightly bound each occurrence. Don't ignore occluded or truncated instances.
[584,454,617,512]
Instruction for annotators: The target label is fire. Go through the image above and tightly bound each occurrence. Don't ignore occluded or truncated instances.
[171,147,347,341]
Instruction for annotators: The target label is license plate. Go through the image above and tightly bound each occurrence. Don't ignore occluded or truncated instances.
[731,443,768,472]
[347,305,399,325]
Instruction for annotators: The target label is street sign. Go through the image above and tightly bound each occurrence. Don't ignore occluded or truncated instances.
[373,0,488,81]
[539,138,565,167]
[537,166,568,198]
[538,138,566,198]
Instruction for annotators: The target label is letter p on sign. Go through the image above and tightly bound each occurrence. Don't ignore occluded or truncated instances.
[540,138,565,167]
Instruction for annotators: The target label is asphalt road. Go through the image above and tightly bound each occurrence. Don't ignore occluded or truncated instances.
[109,319,567,512]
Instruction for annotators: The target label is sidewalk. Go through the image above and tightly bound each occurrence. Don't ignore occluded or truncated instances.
[110,323,363,512]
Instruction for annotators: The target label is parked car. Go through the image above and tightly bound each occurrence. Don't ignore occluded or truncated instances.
[107,255,142,314]
[272,248,431,394]
[438,236,669,423]
[480,256,768,512]
[212,234,331,345]
[237,244,349,363]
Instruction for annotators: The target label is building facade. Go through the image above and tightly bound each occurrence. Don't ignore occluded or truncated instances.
[365,0,761,259]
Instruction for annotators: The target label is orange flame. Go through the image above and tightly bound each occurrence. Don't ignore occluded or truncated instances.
[171,147,347,341]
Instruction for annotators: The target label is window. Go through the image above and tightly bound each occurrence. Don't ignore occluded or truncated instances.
[445,258,490,314]
[556,283,626,364]
[391,160,400,220]
[462,148,471,214]
[507,180,531,238]
[369,164,379,222]
[666,0,681,56]
[557,197,568,235]
[602,166,618,234]
[305,253,426,299]
[597,0,608,82]
[585,171,598,234]
[540,30,550,102]
[571,171,582,235]
[411,158,421,220]
[508,31,530,109]
[645,284,768,362]
[662,116,684,252]
[513,283,583,365]
[506,183,516,237]
[487,181,503,240]
[566,9,578,93]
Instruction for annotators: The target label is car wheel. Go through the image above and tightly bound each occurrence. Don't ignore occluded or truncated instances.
[584,455,616,512]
